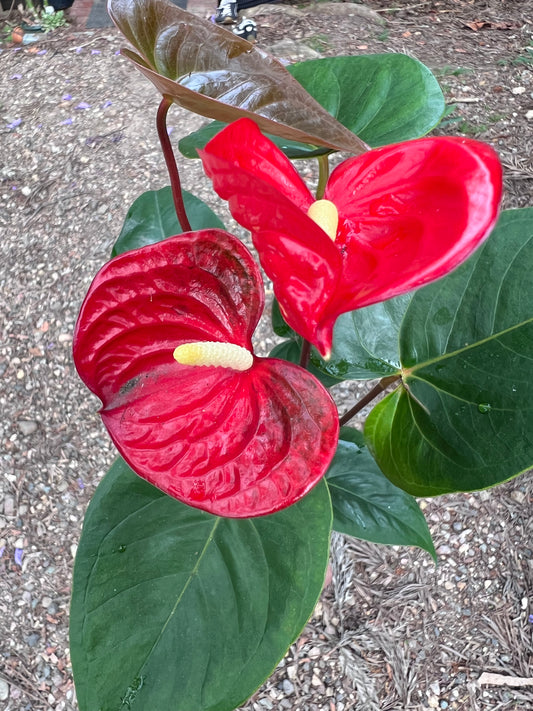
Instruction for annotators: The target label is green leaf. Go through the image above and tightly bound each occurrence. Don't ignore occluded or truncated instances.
[70,458,332,711]
[310,295,409,380]
[269,340,342,388]
[288,54,445,146]
[108,0,366,155]
[179,120,330,161]
[112,187,224,256]
[366,208,533,496]
[326,431,435,559]
[271,298,297,339]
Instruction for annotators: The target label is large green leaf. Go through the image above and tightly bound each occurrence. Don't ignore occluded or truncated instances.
[310,295,410,380]
[70,458,332,711]
[108,0,366,155]
[179,54,444,160]
[112,186,224,256]
[326,429,435,559]
[288,54,445,147]
[366,208,533,496]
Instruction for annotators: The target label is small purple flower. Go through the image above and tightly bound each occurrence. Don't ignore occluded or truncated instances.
[529,614,533,624]
[91,49,101,55]
[167,126,174,135]
[10,73,22,80]
[60,118,73,125]
[75,47,83,54]
[14,548,24,567]
[101,100,112,109]
[37,49,47,56]
[75,102,91,110]
[7,118,22,130]
[114,49,121,55]
[0,546,5,557]
[77,477,85,490]
[62,93,72,101]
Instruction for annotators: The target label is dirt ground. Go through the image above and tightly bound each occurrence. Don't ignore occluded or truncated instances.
[0,1,532,710]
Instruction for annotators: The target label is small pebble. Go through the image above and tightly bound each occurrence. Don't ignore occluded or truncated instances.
[25,632,40,647]
[0,679,9,701]
[282,679,294,695]
[3,496,15,516]
[510,490,526,504]
[18,420,38,436]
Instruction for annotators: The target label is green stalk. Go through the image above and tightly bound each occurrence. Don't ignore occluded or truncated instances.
[316,153,330,199]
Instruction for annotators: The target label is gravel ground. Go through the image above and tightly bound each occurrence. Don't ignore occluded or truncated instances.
[0,2,532,710]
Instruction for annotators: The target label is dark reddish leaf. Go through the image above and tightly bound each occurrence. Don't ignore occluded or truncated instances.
[73,230,339,517]
[107,0,367,154]
[201,119,503,357]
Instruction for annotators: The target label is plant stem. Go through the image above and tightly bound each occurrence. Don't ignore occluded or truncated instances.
[339,375,401,426]
[316,153,330,199]
[299,339,311,369]
[156,96,192,233]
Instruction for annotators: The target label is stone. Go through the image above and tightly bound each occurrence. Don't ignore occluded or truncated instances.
[18,420,38,436]
[282,679,294,695]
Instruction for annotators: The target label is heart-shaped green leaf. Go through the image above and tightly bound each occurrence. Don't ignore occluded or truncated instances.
[108,0,367,154]
[326,429,435,559]
[112,186,225,256]
[70,458,332,711]
[288,54,445,146]
[366,208,533,496]
[310,295,409,380]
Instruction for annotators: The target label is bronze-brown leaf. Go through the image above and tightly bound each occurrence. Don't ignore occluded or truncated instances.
[108,0,368,154]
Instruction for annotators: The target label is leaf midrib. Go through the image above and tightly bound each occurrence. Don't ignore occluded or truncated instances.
[404,316,533,375]
[123,516,221,702]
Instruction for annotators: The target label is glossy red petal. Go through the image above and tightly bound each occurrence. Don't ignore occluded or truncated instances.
[326,136,502,302]
[73,230,263,402]
[100,358,339,517]
[203,124,502,357]
[200,119,342,344]
[200,118,313,212]
[73,229,339,517]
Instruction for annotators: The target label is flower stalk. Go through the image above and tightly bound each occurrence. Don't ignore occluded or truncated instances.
[316,153,330,199]
[156,96,192,233]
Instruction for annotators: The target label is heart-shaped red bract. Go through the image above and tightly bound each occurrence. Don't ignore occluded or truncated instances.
[73,230,339,517]
[200,119,503,357]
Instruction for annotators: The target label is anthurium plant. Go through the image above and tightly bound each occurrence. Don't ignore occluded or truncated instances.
[70,1,533,709]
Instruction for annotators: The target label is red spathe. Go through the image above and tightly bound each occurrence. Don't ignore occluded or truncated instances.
[200,118,503,357]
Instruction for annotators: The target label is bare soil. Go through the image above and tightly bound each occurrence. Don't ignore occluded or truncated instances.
[0,1,532,710]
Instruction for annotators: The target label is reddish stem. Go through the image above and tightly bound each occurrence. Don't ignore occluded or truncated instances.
[299,339,311,369]
[339,375,401,426]
[156,97,192,233]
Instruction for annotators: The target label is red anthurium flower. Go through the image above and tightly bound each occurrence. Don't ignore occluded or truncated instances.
[199,118,502,357]
[73,230,339,518]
